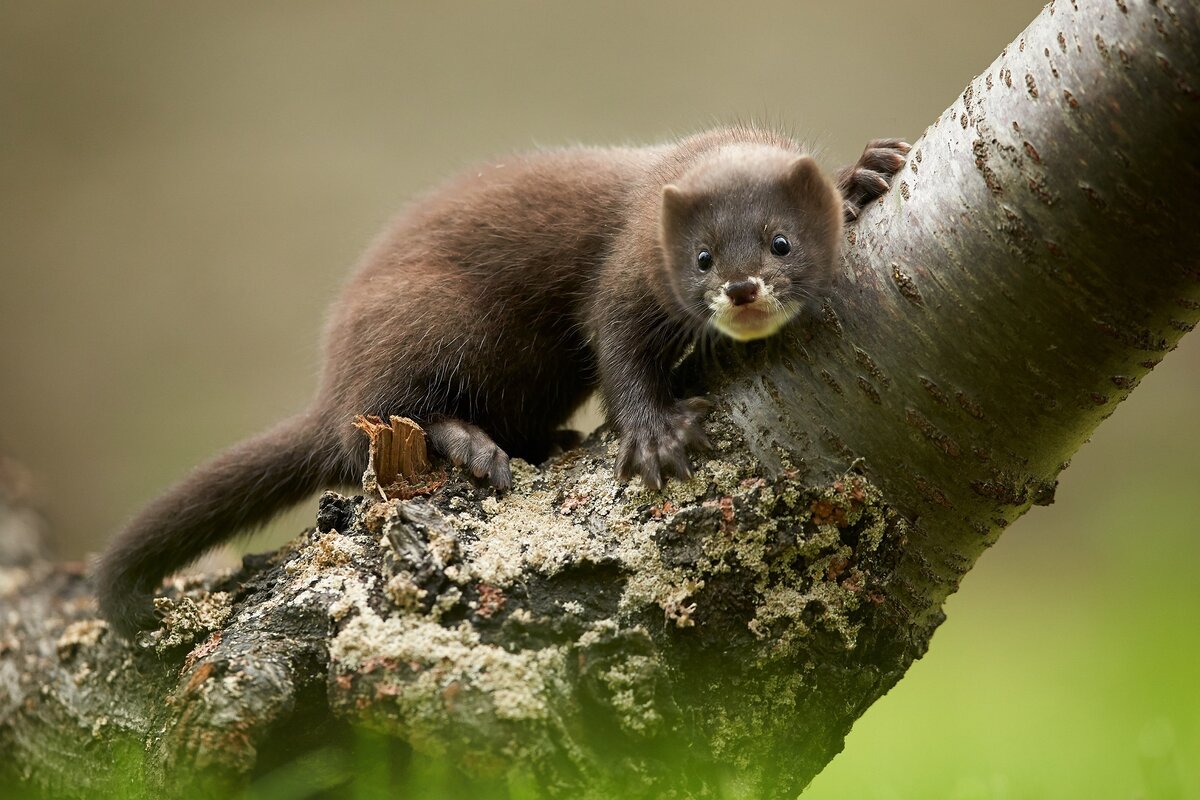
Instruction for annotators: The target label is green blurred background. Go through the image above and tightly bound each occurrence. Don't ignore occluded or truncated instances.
[1,2,1196,797]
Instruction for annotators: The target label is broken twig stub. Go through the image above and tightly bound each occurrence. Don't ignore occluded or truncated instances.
[353,415,440,500]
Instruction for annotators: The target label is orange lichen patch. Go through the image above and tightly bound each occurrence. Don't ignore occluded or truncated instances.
[181,631,222,675]
[718,497,735,530]
[812,477,869,526]
[810,499,845,527]
[181,662,215,697]
[360,501,393,534]
[648,501,676,519]
[474,584,506,619]
[825,556,850,582]
[700,496,736,532]
[559,493,590,515]
[838,479,867,504]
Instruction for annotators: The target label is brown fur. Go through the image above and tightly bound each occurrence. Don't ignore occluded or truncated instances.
[96,126,907,637]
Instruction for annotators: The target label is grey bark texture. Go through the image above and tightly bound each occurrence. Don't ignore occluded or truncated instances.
[2,1,1198,797]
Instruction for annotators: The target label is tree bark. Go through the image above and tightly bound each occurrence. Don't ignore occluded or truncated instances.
[2,1,1198,797]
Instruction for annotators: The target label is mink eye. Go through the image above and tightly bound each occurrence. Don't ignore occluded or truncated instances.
[696,249,713,272]
[771,235,791,256]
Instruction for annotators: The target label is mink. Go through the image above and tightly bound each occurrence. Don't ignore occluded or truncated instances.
[95,126,908,637]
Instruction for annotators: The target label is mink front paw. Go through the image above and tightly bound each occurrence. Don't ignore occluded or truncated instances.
[616,397,712,491]
[836,138,911,222]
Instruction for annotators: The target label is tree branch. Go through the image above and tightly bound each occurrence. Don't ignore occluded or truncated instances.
[2,1,1197,797]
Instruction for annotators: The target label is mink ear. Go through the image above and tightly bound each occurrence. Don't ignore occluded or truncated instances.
[784,156,828,199]
[661,184,693,221]
[660,184,695,243]
[784,155,841,218]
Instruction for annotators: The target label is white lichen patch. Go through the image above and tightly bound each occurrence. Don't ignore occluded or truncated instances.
[575,619,620,648]
[702,518,766,574]
[384,572,427,611]
[598,653,664,735]
[856,505,891,552]
[620,469,710,507]
[305,531,364,570]
[242,529,377,632]
[90,715,110,739]
[459,483,627,586]
[153,592,233,651]
[797,523,843,558]
[55,618,107,660]
[331,611,567,725]
[657,577,703,628]
[609,518,687,615]
[329,572,375,623]
[750,577,865,657]
[508,457,539,485]
[431,586,463,620]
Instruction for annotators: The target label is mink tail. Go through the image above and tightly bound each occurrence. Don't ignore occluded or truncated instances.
[95,411,351,638]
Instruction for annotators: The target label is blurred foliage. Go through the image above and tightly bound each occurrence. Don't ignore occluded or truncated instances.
[1,2,1196,797]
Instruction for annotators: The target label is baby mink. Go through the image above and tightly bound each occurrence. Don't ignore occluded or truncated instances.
[96,126,908,636]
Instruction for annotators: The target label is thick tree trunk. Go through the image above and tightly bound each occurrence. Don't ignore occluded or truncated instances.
[2,1,1197,797]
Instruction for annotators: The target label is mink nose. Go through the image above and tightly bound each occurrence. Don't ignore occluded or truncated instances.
[724,279,759,306]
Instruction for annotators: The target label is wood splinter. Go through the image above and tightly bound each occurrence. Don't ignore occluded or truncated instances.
[352,415,433,499]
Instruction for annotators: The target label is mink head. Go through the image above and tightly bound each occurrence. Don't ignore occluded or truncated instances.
[658,144,843,342]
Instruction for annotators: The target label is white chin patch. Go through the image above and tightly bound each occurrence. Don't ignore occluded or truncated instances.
[708,279,797,341]
[712,311,791,341]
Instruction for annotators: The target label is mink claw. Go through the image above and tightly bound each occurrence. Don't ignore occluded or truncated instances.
[865,137,911,153]
[659,444,692,481]
[469,441,510,489]
[642,471,665,492]
[634,448,665,491]
[615,440,639,484]
[489,458,513,491]
[858,169,892,194]
[615,435,670,490]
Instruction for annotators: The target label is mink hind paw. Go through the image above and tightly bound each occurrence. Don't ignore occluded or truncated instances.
[425,418,512,490]
[835,138,911,222]
[615,397,712,491]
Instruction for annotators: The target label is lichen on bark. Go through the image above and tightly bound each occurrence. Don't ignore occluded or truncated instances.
[319,422,910,797]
